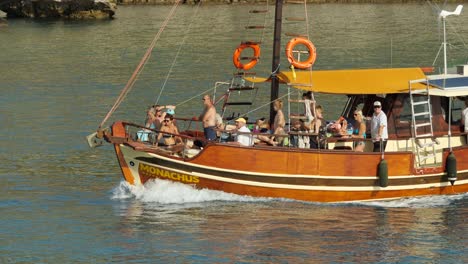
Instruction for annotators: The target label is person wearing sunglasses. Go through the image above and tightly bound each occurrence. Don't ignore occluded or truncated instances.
[371,101,388,152]
[155,114,182,147]
[198,94,217,141]
[350,109,366,152]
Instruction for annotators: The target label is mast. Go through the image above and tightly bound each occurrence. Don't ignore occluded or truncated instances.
[269,0,283,125]
[439,5,463,75]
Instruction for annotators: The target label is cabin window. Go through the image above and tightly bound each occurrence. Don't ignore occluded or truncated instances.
[346,95,373,117]
[441,97,466,124]
[399,95,430,122]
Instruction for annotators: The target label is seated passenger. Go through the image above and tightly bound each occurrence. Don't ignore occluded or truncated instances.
[253,117,270,133]
[327,115,351,137]
[252,118,270,144]
[289,120,304,148]
[155,114,182,147]
[228,118,253,146]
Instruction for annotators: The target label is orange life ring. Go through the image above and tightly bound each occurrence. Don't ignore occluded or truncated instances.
[285,38,317,69]
[232,43,261,70]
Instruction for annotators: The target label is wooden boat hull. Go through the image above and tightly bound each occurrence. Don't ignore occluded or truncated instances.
[111,124,468,203]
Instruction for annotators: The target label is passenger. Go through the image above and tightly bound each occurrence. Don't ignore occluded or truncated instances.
[252,118,270,144]
[271,99,286,145]
[155,114,182,147]
[165,106,176,117]
[257,99,286,146]
[289,91,315,130]
[371,101,388,152]
[144,106,157,129]
[199,94,217,141]
[150,105,176,130]
[137,105,157,142]
[463,98,468,143]
[228,117,253,147]
[214,113,225,139]
[310,105,326,149]
[151,105,165,129]
[350,109,366,152]
[327,116,348,136]
[311,105,324,133]
[289,120,303,148]
[253,117,270,133]
[303,92,315,129]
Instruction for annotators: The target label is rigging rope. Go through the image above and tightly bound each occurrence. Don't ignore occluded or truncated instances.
[98,0,182,129]
[232,92,292,124]
[303,0,310,40]
[154,0,203,105]
[175,85,218,108]
[260,0,270,45]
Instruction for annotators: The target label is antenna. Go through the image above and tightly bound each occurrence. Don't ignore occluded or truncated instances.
[439,5,463,75]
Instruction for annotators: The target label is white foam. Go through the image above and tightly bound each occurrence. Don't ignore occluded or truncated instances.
[111,179,271,204]
[111,180,467,206]
[354,193,468,208]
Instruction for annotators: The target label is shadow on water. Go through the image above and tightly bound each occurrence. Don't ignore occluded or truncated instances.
[111,179,467,263]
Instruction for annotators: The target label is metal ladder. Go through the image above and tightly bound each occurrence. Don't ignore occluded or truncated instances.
[220,74,259,121]
[409,81,438,166]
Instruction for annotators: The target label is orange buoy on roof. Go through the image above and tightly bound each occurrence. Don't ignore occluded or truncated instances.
[232,43,261,70]
[285,37,317,69]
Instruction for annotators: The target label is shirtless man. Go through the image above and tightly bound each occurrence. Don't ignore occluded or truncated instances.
[199,94,217,141]
[257,99,286,145]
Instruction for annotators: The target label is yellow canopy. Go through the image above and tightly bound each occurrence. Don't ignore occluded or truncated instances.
[246,68,429,94]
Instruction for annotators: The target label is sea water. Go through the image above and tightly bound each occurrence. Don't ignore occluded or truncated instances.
[0,3,467,263]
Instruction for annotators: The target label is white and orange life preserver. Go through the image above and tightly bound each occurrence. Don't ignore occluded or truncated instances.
[232,43,261,71]
[285,38,317,69]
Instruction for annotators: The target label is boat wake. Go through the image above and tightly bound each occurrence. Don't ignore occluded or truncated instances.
[110,179,272,204]
[354,193,468,208]
[111,179,467,207]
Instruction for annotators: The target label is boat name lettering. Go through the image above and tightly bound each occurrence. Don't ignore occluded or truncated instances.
[138,163,199,183]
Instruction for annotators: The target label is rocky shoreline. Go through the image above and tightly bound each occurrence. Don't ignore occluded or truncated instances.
[0,0,465,19]
[0,0,116,19]
[117,0,466,4]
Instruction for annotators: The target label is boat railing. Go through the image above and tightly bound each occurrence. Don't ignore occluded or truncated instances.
[121,120,467,154]
[119,121,212,159]
[214,127,379,151]
[123,122,193,144]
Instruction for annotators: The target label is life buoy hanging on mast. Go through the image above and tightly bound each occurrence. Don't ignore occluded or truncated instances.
[285,37,317,69]
[232,43,261,71]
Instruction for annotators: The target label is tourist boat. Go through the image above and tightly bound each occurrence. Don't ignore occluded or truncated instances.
[88,2,468,202]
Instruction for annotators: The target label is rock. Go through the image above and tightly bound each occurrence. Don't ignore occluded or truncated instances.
[0,17,7,26]
[0,0,116,19]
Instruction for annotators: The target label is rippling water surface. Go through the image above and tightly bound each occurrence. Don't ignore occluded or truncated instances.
[1,3,467,263]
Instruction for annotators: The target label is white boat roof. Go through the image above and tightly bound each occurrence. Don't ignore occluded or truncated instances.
[413,74,468,97]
